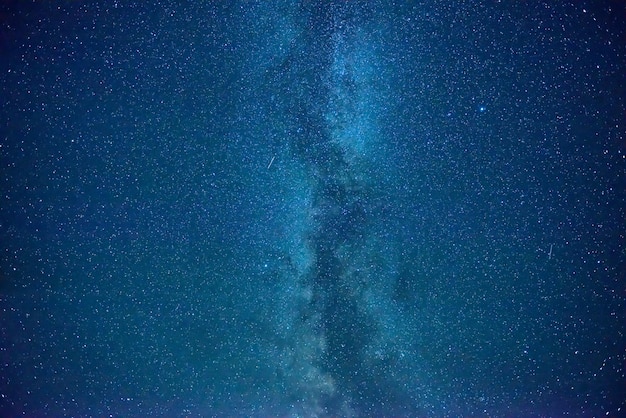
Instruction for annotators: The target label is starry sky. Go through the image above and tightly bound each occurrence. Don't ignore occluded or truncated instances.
[1,1,625,417]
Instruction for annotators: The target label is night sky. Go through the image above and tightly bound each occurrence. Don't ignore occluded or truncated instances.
[1,1,625,417]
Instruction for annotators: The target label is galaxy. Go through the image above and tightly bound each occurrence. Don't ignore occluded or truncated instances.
[1,1,624,416]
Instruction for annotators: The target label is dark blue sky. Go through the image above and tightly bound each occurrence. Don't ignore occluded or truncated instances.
[1,1,624,416]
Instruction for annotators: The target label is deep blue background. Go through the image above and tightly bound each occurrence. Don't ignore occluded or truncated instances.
[1,1,624,416]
